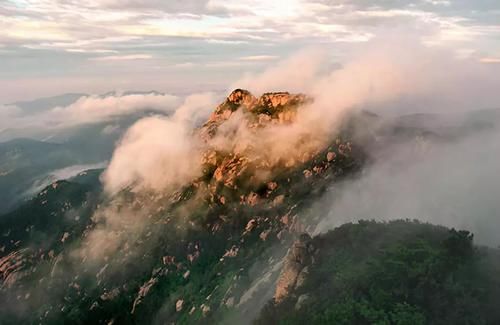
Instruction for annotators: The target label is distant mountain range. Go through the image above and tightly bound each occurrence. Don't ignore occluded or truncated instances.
[7,90,166,110]
[0,91,176,213]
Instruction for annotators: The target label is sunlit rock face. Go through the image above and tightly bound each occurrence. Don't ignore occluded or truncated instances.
[195,89,355,219]
[257,92,309,111]
[202,89,311,138]
[227,89,257,109]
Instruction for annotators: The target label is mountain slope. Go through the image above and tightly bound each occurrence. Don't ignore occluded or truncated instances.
[257,220,500,325]
[0,138,106,214]
[1,89,498,324]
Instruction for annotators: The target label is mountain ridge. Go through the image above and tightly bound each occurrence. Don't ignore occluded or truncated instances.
[1,89,500,324]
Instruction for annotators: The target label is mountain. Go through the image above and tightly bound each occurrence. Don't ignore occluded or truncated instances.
[0,90,172,142]
[0,138,106,214]
[257,221,500,324]
[0,106,171,213]
[6,91,166,113]
[1,89,499,324]
[8,93,88,114]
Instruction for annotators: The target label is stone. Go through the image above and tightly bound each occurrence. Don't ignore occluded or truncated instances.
[326,151,336,162]
[267,181,278,191]
[273,195,285,206]
[295,294,310,310]
[201,304,211,316]
[274,234,314,303]
[176,299,184,312]
[260,229,271,241]
[303,169,313,178]
[223,245,239,258]
[131,277,158,314]
[60,232,70,243]
[225,296,235,307]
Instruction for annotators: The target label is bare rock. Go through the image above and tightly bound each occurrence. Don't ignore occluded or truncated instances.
[0,249,31,289]
[176,299,184,312]
[100,288,120,301]
[225,296,235,307]
[295,294,310,310]
[259,229,271,241]
[131,277,158,314]
[274,234,314,303]
[227,89,257,108]
[201,304,211,316]
[272,194,285,206]
[223,245,239,258]
[303,169,313,178]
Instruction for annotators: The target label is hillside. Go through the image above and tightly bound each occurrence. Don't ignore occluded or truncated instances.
[257,220,500,324]
[1,89,498,324]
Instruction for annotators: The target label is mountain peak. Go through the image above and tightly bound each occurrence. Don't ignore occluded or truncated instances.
[206,89,311,130]
[225,89,310,111]
[227,89,257,107]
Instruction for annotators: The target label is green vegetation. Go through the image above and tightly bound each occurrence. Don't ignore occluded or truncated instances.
[256,220,500,325]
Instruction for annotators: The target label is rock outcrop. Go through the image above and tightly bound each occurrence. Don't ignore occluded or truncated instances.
[201,89,311,140]
[274,233,315,303]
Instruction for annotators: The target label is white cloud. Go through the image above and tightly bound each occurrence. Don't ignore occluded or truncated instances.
[49,93,180,124]
[102,116,202,193]
[238,55,279,61]
[0,92,182,132]
[89,54,153,61]
[314,127,500,247]
[231,48,328,95]
[1,0,500,103]
[172,92,218,124]
[480,57,500,64]
[102,91,218,193]
[0,104,23,132]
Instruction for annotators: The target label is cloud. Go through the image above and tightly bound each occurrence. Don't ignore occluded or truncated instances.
[102,92,217,193]
[231,48,328,95]
[26,161,108,197]
[73,92,218,263]
[313,125,500,247]
[2,0,499,63]
[50,93,180,125]
[480,57,500,64]
[84,0,218,14]
[238,55,279,61]
[102,115,203,194]
[88,54,153,61]
[172,91,218,124]
[203,35,500,212]
[0,92,182,132]
[237,35,500,114]
[2,0,500,103]
[0,104,23,132]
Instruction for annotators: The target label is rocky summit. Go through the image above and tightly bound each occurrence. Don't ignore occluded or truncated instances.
[202,89,311,140]
[0,89,362,324]
[1,90,500,325]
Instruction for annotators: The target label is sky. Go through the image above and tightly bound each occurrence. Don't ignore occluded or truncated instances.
[1,0,500,103]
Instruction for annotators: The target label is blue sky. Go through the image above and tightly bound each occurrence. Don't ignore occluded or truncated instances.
[1,0,500,102]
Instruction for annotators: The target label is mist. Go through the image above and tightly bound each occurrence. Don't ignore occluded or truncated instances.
[314,123,500,247]
[96,36,500,255]
[102,92,217,194]
[0,92,183,134]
